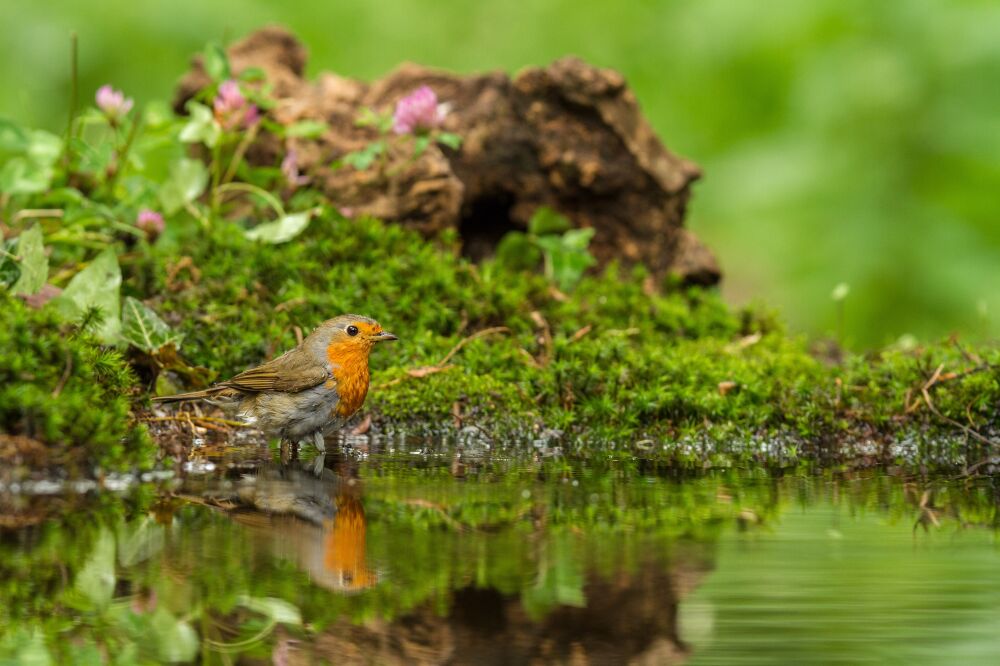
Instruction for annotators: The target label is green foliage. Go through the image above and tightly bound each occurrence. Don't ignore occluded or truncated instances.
[202,42,231,82]
[340,140,385,170]
[0,291,153,472]
[157,156,208,214]
[121,296,182,353]
[178,101,221,149]
[11,224,47,295]
[244,210,312,244]
[282,119,328,139]
[51,248,122,344]
[497,207,597,290]
[0,119,61,195]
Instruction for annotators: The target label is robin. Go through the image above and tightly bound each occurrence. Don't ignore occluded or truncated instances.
[153,314,397,451]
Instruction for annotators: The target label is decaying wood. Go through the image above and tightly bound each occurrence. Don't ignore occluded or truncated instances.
[176,26,721,286]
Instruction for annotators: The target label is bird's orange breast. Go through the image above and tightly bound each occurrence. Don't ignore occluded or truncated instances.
[326,342,371,418]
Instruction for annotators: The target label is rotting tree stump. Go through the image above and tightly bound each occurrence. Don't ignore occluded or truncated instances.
[175,26,721,286]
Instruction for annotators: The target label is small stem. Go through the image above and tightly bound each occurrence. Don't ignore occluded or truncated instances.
[386,151,420,179]
[221,123,259,185]
[12,209,64,223]
[377,139,390,182]
[105,112,142,196]
[214,182,287,219]
[60,32,79,174]
[209,140,223,220]
[184,201,210,228]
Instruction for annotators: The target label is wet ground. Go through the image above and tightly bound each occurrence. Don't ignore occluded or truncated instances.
[1,435,998,664]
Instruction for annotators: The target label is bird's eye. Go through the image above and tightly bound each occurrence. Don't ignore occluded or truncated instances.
[346,325,359,337]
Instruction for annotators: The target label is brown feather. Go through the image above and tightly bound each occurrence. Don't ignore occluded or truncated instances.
[220,347,330,394]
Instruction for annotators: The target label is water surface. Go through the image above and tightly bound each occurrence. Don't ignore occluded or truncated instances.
[1,439,997,664]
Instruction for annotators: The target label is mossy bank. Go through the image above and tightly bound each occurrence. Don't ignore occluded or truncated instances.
[3,210,999,474]
[149,213,999,467]
[0,292,154,476]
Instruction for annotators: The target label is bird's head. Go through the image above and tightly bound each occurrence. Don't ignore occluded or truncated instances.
[309,314,398,365]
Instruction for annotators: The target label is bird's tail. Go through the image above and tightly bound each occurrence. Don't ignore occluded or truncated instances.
[151,389,216,403]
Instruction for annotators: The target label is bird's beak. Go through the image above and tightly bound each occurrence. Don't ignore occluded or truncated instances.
[374,331,398,342]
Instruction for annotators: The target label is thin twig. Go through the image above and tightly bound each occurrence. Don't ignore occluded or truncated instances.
[530,311,553,366]
[145,415,250,428]
[375,326,509,389]
[964,455,999,476]
[951,337,982,366]
[439,326,509,366]
[920,390,996,447]
[568,324,592,344]
[51,350,73,397]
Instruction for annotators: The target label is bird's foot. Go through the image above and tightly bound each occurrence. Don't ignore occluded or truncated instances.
[312,453,326,476]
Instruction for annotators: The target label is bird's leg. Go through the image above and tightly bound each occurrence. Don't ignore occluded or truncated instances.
[312,430,326,453]
[279,438,291,465]
[312,453,326,476]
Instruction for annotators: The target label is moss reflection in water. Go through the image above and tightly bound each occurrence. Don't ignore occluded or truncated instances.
[0,460,997,663]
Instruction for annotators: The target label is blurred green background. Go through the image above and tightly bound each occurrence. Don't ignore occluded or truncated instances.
[2,0,998,347]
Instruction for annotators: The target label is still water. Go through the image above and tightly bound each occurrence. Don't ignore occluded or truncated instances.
[1,439,998,664]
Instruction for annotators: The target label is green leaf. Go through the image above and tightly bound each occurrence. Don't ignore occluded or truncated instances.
[0,118,30,153]
[528,206,572,236]
[412,135,432,158]
[436,131,463,150]
[158,157,208,214]
[12,224,47,295]
[342,141,385,171]
[25,129,61,165]
[0,126,62,194]
[6,629,53,666]
[178,100,221,148]
[535,228,597,291]
[52,248,122,343]
[521,538,586,620]
[117,516,166,567]
[74,527,116,609]
[70,136,115,175]
[66,640,103,666]
[141,100,175,129]
[284,119,328,138]
[203,42,231,81]
[495,230,542,271]
[121,297,183,353]
[237,595,302,626]
[0,238,21,289]
[245,211,312,244]
[0,157,53,195]
[354,107,393,133]
[149,608,199,663]
[238,66,266,82]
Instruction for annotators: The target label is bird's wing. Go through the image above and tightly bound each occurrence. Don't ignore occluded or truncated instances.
[221,347,330,393]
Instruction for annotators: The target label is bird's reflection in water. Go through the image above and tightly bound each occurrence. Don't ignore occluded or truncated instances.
[186,453,378,593]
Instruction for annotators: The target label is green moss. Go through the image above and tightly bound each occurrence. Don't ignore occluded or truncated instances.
[0,292,153,473]
[149,212,1000,465]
